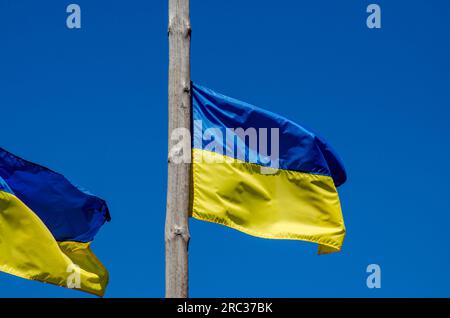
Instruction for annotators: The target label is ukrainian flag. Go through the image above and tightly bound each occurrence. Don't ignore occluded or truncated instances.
[0,148,110,296]
[191,83,346,254]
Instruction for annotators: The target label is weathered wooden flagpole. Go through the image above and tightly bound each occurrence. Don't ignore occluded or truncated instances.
[165,0,191,298]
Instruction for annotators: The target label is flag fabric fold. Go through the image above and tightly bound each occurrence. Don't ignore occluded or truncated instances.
[191,83,346,254]
[0,148,110,296]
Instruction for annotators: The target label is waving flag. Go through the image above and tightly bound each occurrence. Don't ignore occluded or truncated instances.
[0,148,110,296]
[191,83,346,254]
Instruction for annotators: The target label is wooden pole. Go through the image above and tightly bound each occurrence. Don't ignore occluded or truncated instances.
[166,0,191,298]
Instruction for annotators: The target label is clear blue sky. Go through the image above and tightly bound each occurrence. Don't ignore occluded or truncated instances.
[1,0,450,297]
